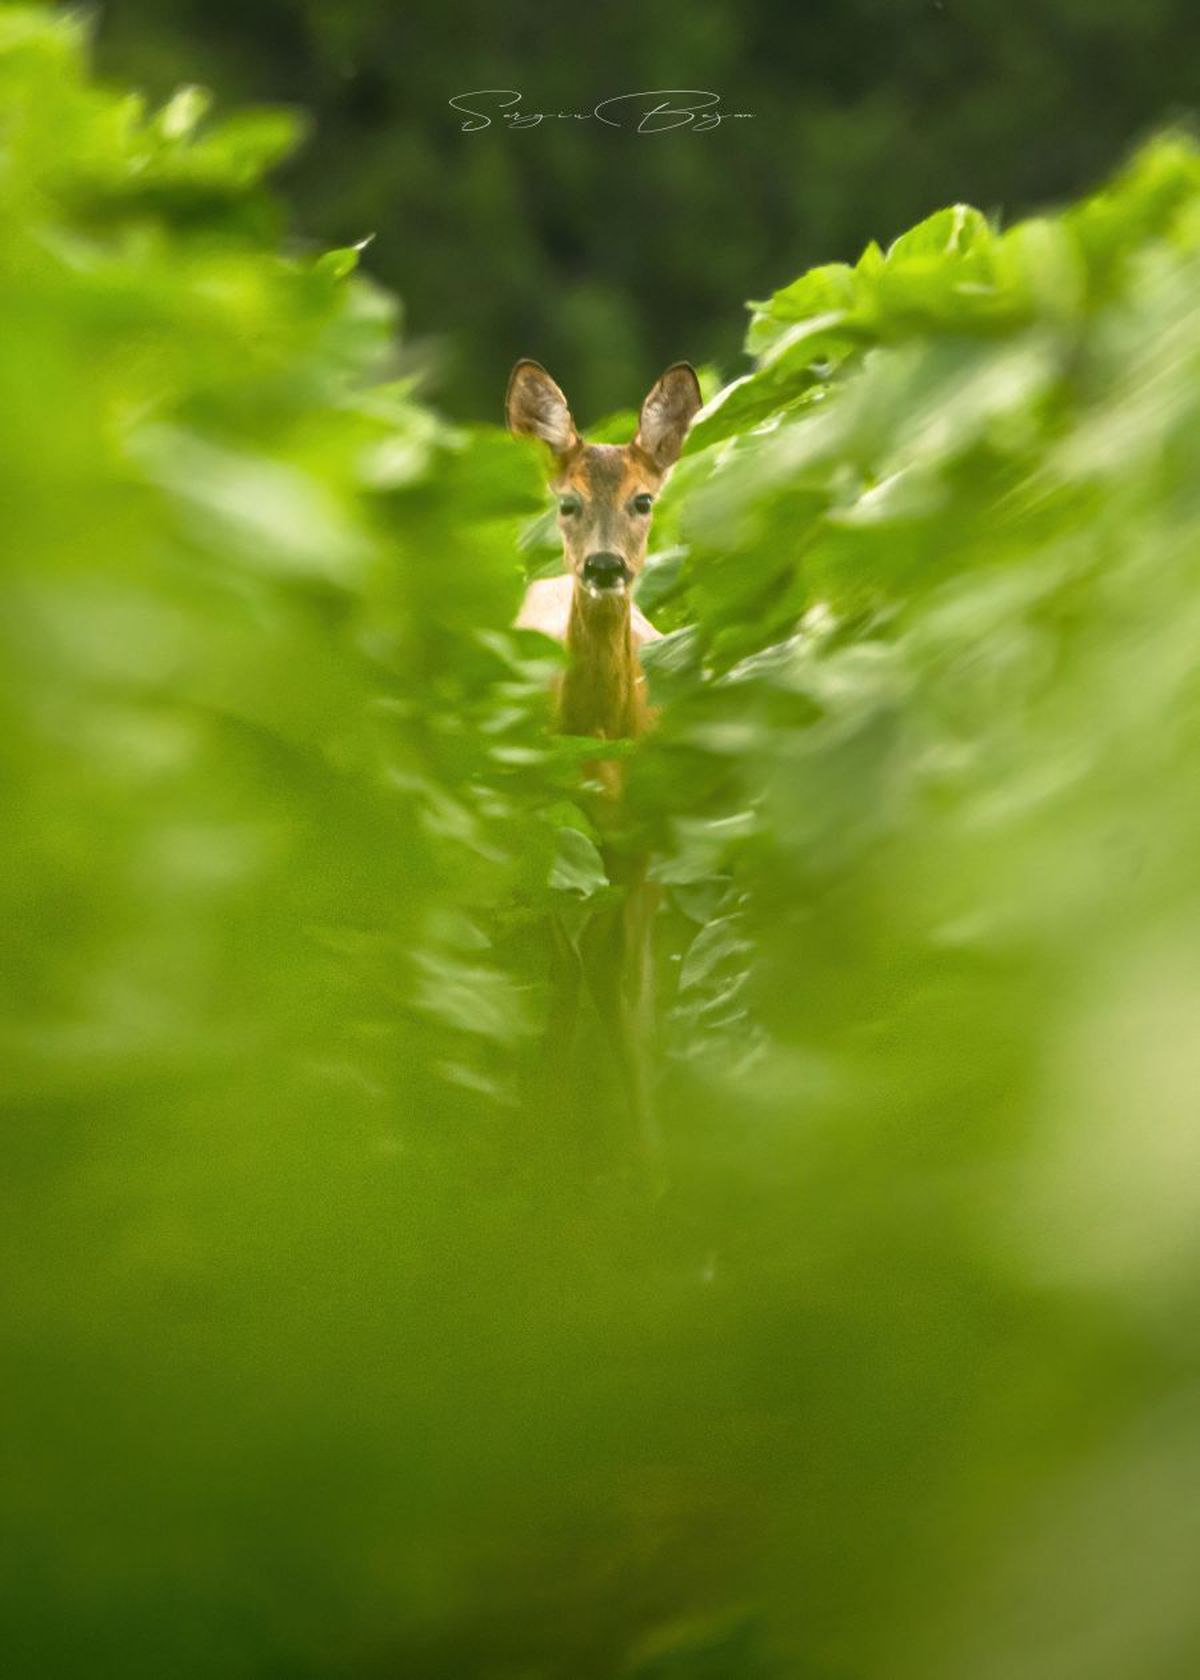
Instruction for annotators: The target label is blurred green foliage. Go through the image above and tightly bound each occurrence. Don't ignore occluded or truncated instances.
[93,0,1200,421]
[6,8,1200,1679]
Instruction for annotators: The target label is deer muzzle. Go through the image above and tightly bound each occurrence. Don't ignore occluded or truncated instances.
[581,551,631,595]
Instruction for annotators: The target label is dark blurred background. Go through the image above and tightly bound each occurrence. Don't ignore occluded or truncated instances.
[95,0,1200,423]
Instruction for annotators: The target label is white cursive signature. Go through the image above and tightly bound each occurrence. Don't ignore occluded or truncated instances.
[448,89,756,134]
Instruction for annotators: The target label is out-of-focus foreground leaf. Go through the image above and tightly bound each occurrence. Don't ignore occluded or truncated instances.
[5,10,1200,1679]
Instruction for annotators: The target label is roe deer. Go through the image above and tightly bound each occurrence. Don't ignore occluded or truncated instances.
[506,359,702,1165]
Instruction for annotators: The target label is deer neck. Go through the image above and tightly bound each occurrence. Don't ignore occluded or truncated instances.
[559,582,647,742]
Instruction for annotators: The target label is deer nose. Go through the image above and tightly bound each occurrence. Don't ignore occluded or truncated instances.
[582,551,630,591]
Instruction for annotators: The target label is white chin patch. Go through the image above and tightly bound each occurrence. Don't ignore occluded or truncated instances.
[583,579,628,600]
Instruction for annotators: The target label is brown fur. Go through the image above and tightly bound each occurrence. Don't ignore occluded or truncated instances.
[507,360,702,1165]
[507,359,700,753]
[555,444,658,772]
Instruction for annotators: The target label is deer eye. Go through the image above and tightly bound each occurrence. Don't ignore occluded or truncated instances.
[558,494,581,517]
[631,493,654,515]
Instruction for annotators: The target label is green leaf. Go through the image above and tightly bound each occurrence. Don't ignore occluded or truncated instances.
[316,234,375,281]
[547,826,609,896]
[156,83,212,141]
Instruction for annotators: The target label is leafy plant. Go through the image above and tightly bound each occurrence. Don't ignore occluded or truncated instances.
[5,10,1200,1678]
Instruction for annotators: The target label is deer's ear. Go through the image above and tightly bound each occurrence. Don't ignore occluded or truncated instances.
[634,362,702,470]
[506,360,579,456]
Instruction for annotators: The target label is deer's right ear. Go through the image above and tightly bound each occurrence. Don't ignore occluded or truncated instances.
[505,360,579,456]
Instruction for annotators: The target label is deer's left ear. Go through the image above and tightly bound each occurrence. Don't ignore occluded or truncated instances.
[634,362,702,470]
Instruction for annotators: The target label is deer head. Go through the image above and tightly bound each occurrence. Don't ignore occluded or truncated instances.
[506,359,702,608]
